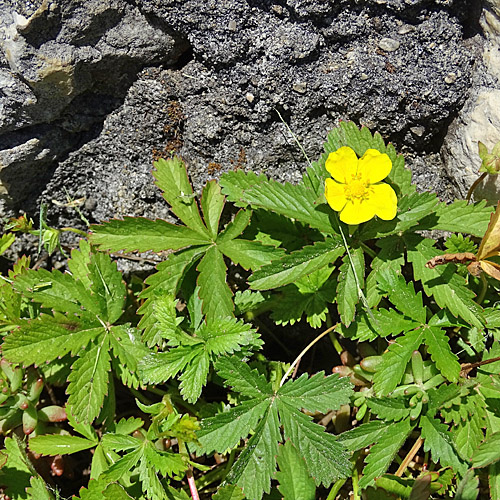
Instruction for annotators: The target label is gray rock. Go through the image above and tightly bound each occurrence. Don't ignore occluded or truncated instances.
[0,0,489,249]
[441,0,500,203]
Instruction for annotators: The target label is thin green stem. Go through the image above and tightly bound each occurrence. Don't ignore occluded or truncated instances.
[326,479,346,500]
[477,273,488,305]
[352,451,360,500]
[61,227,88,237]
[359,241,376,259]
[328,330,343,355]
[466,172,487,203]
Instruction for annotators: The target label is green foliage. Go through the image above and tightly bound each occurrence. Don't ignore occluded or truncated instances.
[1,121,499,499]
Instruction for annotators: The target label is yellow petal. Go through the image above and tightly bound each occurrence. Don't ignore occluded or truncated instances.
[365,183,398,220]
[339,200,376,225]
[358,149,392,184]
[325,178,347,211]
[325,146,358,183]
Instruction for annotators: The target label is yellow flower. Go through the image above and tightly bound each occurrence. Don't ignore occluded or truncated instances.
[324,146,397,225]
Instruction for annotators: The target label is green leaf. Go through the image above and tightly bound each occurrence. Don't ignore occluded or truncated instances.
[88,252,126,324]
[358,418,413,489]
[336,247,364,327]
[423,326,460,382]
[214,355,272,398]
[197,399,272,454]
[277,372,352,414]
[337,421,387,451]
[471,432,500,468]
[270,268,336,329]
[275,441,315,500]
[217,239,285,271]
[153,156,208,236]
[197,246,234,320]
[26,477,54,500]
[90,217,210,252]
[201,180,225,238]
[3,314,102,366]
[29,434,97,455]
[227,173,338,233]
[13,268,86,315]
[67,335,111,424]
[278,402,351,487]
[217,209,252,243]
[138,247,205,346]
[366,397,411,422]
[406,235,484,328]
[226,404,280,499]
[431,200,493,237]
[0,232,15,255]
[110,325,150,389]
[489,461,500,500]
[220,170,268,208]
[372,329,425,396]
[198,357,352,498]
[454,407,485,461]
[376,268,426,324]
[212,484,246,500]
[455,468,479,500]
[420,415,467,473]
[249,238,344,290]
[198,317,262,356]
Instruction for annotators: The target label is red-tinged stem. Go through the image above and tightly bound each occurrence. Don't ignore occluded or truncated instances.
[187,469,200,500]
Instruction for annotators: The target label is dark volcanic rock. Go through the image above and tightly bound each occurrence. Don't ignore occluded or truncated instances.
[0,0,486,234]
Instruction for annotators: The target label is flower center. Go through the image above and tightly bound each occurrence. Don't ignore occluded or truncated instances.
[344,176,370,201]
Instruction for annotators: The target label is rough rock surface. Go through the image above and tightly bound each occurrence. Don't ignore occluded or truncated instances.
[0,0,488,239]
[442,0,500,202]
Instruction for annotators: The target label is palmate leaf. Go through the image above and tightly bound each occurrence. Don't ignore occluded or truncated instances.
[358,418,413,489]
[406,235,484,328]
[139,319,261,403]
[420,415,468,474]
[275,441,316,500]
[249,237,344,290]
[217,239,285,271]
[100,433,186,499]
[372,329,425,396]
[88,252,126,324]
[13,267,87,316]
[454,407,485,461]
[213,484,246,500]
[337,247,364,327]
[226,404,281,498]
[67,334,111,424]
[198,356,352,499]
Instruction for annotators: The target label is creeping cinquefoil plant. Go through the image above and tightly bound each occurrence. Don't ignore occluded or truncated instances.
[1,121,499,500]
